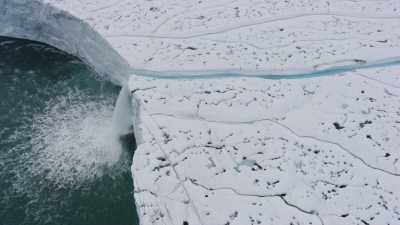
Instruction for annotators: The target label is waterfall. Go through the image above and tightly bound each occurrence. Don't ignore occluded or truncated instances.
[112,84,134,143]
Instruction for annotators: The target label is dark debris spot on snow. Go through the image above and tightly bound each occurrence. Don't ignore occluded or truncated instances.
[359,120,372,128]
[185,46,198,50]
[156,156,166,161]
[333,122,345,130]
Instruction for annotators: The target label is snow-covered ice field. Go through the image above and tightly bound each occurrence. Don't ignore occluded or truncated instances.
[129,65,400,225]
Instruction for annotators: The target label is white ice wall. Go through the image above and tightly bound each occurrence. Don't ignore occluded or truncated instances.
[0,0,130,85]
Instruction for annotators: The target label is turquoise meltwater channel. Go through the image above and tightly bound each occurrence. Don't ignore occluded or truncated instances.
[0,37,139,225]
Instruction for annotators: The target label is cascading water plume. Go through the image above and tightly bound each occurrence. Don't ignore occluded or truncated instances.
[112,85,133,136]
[111,84,135,156]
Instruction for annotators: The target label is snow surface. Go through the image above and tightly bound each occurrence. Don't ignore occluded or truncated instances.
[42,0,400,75]
[2,0,400,225]
[129,65,400,225]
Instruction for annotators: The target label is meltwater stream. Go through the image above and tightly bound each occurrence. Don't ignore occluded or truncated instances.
[0,37,138,225]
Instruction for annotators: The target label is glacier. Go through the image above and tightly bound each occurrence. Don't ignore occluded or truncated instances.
[1,0,400,224]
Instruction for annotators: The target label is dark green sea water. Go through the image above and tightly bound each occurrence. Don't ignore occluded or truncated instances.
[0,37,138,225]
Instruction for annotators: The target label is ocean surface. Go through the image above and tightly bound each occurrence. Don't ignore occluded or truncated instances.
[0,37,139,225]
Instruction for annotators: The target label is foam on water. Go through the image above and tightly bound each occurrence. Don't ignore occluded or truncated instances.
[38,94,119,178]
[9,91,127,192]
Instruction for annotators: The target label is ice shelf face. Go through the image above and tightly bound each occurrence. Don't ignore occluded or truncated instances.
[43,0,400,74]
[0,0,130,84]
[129,66,400,225]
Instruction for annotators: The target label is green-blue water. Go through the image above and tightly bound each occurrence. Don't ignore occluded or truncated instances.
[0,37,138,225]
